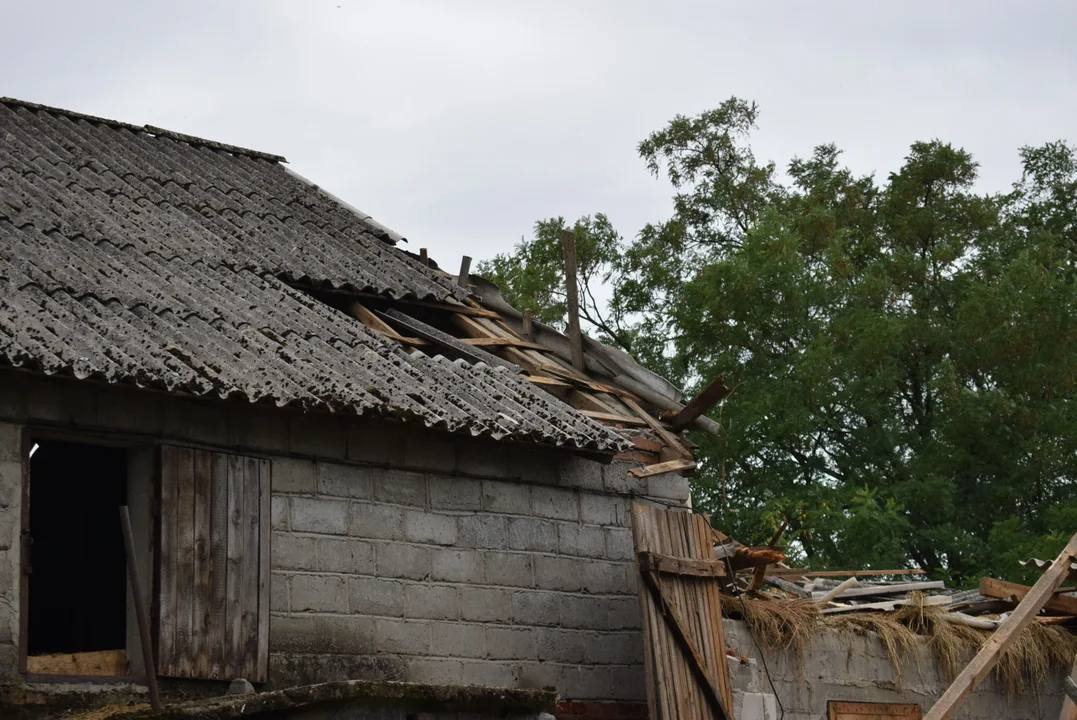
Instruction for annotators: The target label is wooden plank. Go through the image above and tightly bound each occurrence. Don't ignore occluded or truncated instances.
[191,449,213,677]
[207,452,229,679]
[579,409,648,426]
[811,580,945,600]
[345,301,426,346]
[173,446,196,677]
[238,456,262,679]
[457,255,472,287]
[224,453,245,679]
[157,445,179,675]
[631,506,671,720]
[522,308,533,341]
[638,551,726,578]
[629,459,697,478]
[817,577,858,604]
[979,577,1077,616]
[762,568,926,578]
[821,595,951,615]
[924,532,1077,720]
[668,375,729,430]
[255,457,272,683]
[560,229,586,372]
[829,701,922,719]
[26,650,126,676]
[461,336,551,351]
[622,397,692,460]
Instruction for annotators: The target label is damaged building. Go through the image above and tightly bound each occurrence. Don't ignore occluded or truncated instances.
[0,97,1073,720]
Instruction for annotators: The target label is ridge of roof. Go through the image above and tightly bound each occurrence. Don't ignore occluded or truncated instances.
[0,96,286,163]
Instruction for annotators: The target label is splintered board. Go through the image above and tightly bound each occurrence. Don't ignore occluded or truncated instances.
[829,702,923,719]
[630,503,734,720]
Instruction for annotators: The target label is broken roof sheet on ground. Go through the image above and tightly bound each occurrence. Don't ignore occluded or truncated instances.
[0,97,627,452]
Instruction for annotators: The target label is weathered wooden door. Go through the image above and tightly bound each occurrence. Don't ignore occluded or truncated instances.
[828,702,923,719]
[156,445,271,681]
[631,502,734,720]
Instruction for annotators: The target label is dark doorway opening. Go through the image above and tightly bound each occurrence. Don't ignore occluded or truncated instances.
[27,439,128,665]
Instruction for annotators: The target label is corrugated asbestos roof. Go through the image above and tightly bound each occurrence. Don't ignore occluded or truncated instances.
[0,98,628,452]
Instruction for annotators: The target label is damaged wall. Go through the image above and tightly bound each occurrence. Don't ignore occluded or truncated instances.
[723,619,1067,720]
[0,370,689,705]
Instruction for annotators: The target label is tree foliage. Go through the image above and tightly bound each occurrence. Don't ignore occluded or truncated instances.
[477,98,1077,585]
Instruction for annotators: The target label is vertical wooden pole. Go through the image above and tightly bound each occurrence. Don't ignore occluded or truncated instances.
[120,505,162,711]
[560,229,585,372]
[457,256,472,287]
[419,248,428,267]
[522,308,534,342]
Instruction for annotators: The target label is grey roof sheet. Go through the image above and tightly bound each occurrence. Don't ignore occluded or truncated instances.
[0,98,627,452]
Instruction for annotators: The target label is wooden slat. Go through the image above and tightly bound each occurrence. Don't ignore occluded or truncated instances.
[207,451,229,679]
[761,568,926,578]
[579,409,649,426]
[629,459,697,478]
[829,702,922,719]
[173,446,196,677]
[462,336,551,351]
[622,397,692,460]
[255,457,272,683]
[638,551,726,578]
[224,453,244,679]
[191,449,213,677]
[668,375,729,430]
[238,457,261,679]
[925,533,1077,720]
[27,650,126,677]
[157,445,179,675]
[979,577,1077,616]
[811,580,945,600]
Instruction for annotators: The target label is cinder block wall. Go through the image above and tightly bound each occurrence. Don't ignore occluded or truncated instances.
[0,371,688,704]
[724,619,1066,719]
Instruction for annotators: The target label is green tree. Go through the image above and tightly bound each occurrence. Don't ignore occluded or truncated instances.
[478,99,1077,585]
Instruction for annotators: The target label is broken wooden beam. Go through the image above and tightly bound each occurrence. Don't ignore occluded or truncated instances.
[622,396,693,460]
[628,458,697,478]
[419,247,429,266]
[522,308,534,341]
[821,595,952,615]
[668,375,730,430]
[561,229,586,372]
[979,577,1077,616]
[924,532,1077,720]
[759,568,926,578]
[457,256,472,287]
[638,551,726,578]
[816,577,858,604]
[461,337,551,351]
[810,580,945,600]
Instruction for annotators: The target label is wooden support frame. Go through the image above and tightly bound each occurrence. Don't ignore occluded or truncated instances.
[924,532,1077,720]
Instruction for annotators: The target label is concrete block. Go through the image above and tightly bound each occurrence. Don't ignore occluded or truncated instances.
[507,517,558,553]
[558,523,606,558]
[376,618,431,655]
[271,532,317,571]
[534,555,584,592]
[511,591,560,626]
[459,586,512,623]
[230,405,290,453]
[515,661,559,690]
[607,597,642,630]
[485,626,535,660]
[404,510,457,546]
[482,481,531,515]
[460,660,514,688]
[740,692,778,720]
[0,378,25,420]
[376,542,430,580]
[609,666,647,702]
[605,527,634,560]
[457,514,509,549]
[270,572,290,612]
[347,576,405,617]
[349,502,404,540]
[25,379,92,425]
[407,657,464,685]
[273,457,316,494]
[432,622,486,659]
[373,469,428,507]
[507,447,558,485]
[162,397,228,445]
[291,497,349,535]
[430,477,482,511]
[271,496,289,530]
[558,666,612,701]
[0,642,17,683]
[0,423,22,463]
[536,627,590,664]
[316,537,375,574]
[291,574,347,613]
[456,440,507,477]
[580,493,620,527]
[347,422,404,465]
[588,632,642,665]
[482,551,534,588]
[559,595,607,630]
[645,472,691,503]
[269,651,404,687]
[532,486,578,521]
[558,457,604,492]
[290,417,348,460]
[603,463,646,496]
[583,561,632,595]
[404,583,460,620]
[0,460,20,510]
[403,431,456,472]
[0,506,19,551]
[431,548,483,583]
[317,462,373,499]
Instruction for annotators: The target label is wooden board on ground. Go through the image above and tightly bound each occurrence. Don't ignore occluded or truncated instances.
[829,701,922,719]
[631,503,733,720]
[27,649,126,676]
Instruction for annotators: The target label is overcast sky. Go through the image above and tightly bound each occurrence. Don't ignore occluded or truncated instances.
[3,1,1075,269]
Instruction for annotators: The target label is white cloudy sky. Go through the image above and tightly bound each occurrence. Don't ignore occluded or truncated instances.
[3,1,1075,268]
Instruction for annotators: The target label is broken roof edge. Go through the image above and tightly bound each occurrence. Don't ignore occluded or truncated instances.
[0,97,286,163]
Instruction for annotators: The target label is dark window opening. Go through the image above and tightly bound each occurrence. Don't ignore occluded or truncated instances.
[27,439,128,662]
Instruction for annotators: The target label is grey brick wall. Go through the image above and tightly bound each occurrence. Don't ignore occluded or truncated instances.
[0,370,692,701]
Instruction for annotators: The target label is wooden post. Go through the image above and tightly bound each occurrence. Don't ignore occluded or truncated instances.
[419,248,428,266]
[119,506,162,711]
[457,256,472,287]
[561,229,585,372]
[522,308,534,342]
[924,532,1077,720]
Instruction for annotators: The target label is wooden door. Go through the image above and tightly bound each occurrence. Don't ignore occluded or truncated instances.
[631,502,734,720]
[829,702,923,719]
[157,445,270,681]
